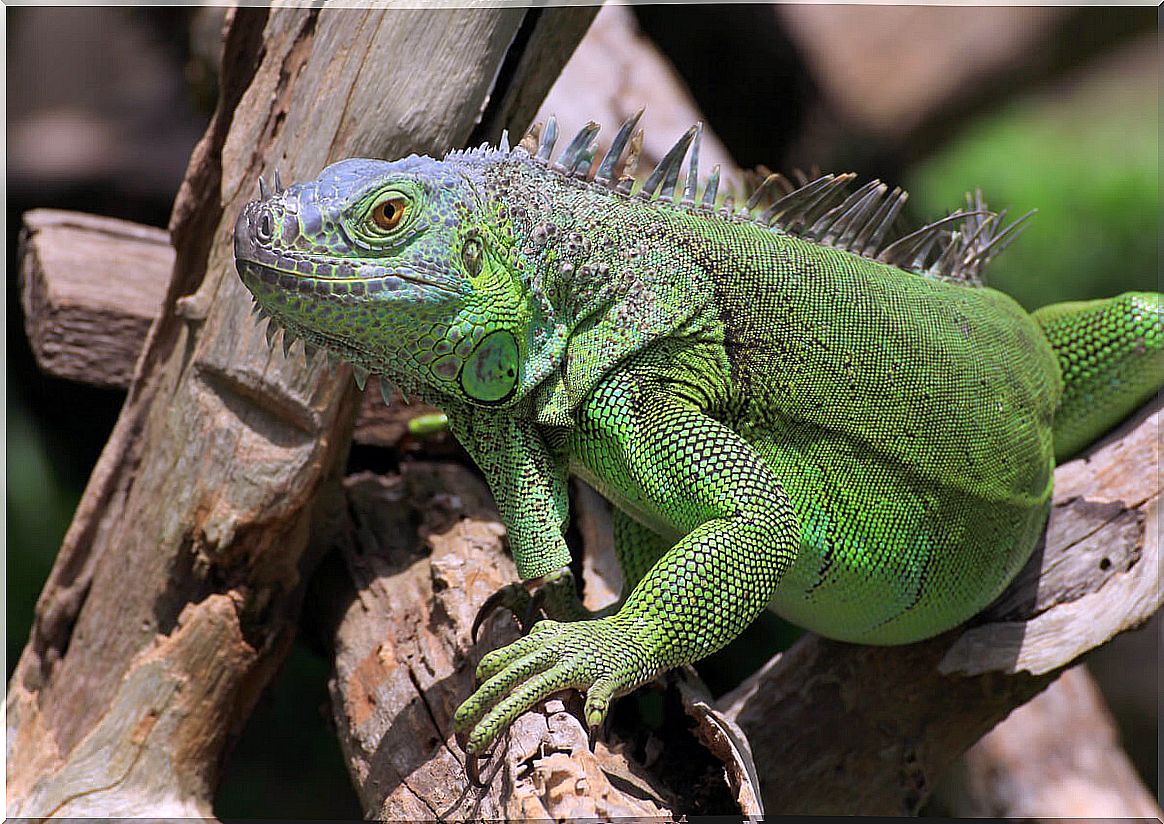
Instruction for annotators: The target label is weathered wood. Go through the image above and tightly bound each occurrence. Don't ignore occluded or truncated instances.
[6,6,542,817]
[475,6,599,144]
[323,464,761,819]
[717,400,1161,814]
[933,664,1162,819]
[18,209,174,388]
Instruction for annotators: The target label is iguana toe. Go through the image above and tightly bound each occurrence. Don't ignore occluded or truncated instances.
[453,617,652,758]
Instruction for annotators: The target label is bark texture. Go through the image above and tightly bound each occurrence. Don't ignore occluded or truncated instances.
[933,664,1162,819]
[18,209,174,389]
[318,464,761,819]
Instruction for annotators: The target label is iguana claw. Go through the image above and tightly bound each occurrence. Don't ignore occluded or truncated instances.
[463,750,492,788]
[470,567,590,644]
[522,587,548,632]
[471,582,534,643]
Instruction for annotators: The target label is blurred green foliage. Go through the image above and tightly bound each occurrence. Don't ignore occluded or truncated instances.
[7,397,78,674]
[907,80,1157,310]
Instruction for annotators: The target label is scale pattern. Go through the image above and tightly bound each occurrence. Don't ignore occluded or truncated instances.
[233,117,1164,766]
[1033,292,1164,461]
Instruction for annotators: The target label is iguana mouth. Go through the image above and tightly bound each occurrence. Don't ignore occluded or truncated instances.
[237,259,414,298]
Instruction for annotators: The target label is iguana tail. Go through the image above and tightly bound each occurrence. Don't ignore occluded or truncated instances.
[1033,291,1164,462]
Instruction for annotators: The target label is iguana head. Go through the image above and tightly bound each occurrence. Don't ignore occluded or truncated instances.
[234,152,538,406]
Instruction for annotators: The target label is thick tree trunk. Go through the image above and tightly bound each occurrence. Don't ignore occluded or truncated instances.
[6,6,593,816]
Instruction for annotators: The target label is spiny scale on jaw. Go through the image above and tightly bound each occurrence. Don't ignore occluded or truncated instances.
[255,308,405,406]
[494,113,1034,285]
[257,169,285,200]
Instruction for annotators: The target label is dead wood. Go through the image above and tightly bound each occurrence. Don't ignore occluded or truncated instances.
[18,209,174,389]
[321,464,758,819]
[932,664,1162,819]
[6,6,588,817]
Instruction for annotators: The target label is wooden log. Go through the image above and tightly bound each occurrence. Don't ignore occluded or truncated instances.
[932,664,1162,819]
[18,209,173,389]
[6,5,571,817]
[717,400,1161,814]
[322,463,761,819]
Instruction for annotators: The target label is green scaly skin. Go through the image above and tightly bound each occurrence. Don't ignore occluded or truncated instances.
[233,122,1164,771]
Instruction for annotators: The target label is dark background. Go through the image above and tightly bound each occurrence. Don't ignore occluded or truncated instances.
[7,6,1158,816]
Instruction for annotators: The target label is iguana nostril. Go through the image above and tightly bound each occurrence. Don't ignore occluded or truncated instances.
[257,213,273,242]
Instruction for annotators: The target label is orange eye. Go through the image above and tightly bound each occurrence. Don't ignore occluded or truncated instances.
[371,197,407,231]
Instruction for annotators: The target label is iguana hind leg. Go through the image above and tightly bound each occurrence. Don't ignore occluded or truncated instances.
[1034,291,1164,461]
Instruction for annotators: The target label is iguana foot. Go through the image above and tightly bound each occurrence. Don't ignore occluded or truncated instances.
[454,616,654,759]
[471,567,594,642]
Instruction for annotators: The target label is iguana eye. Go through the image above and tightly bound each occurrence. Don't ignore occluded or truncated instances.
[371,197,407,231]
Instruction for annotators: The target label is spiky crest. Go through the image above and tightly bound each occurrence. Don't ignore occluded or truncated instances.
[504,115,1033,285]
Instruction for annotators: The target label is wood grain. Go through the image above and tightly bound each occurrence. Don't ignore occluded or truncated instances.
[19,209,173,388]
[933,664,1162,819]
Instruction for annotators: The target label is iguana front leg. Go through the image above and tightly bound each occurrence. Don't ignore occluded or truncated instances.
[446,406,594,639]
[453,377,801,760]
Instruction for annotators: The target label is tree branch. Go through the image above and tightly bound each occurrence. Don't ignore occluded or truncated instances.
[932,664,1162,819]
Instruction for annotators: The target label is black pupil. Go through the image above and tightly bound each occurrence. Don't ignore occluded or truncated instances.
[381,203,396,222]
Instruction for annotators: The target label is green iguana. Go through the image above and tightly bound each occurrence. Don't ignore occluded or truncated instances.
[233,113,1163,781]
